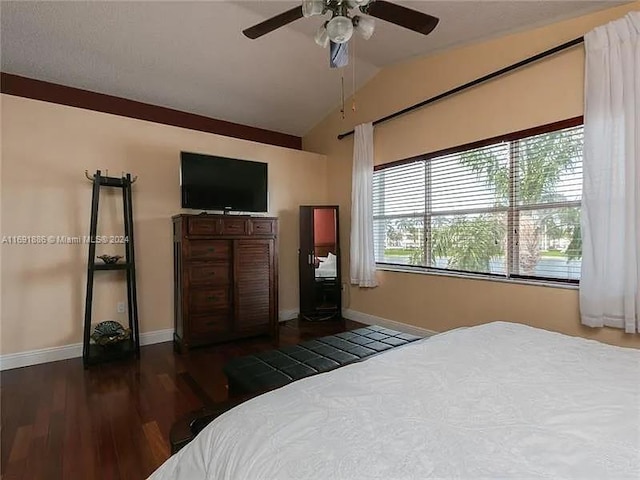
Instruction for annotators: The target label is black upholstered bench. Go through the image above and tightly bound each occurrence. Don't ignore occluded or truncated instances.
[224,325,422,395]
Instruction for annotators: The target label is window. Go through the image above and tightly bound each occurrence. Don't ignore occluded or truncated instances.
[373,120,583,283]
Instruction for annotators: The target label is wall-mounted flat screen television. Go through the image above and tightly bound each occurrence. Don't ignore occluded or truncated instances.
[180,152,268,212]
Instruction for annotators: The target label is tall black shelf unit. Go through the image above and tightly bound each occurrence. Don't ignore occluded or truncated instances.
[82,170,140,368]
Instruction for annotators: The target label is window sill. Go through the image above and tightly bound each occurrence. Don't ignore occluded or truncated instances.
[375,264,579,290]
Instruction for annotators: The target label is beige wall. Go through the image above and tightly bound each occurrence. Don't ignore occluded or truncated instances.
[0,95,328,355]
[304,2,640,348]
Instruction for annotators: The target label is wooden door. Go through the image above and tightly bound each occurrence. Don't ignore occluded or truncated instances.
[234,239,274,332]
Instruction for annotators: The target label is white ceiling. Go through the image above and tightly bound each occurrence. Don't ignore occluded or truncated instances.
[0,1,624,137]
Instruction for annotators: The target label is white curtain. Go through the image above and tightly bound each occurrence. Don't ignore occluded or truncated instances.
[581,12,640,333]
[350,122,378,288]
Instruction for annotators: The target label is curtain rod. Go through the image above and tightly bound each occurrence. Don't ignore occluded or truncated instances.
[337,36,585,140]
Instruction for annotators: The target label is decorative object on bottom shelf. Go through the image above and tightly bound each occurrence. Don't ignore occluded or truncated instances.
[97,254,123,264]
[90,320,131,346]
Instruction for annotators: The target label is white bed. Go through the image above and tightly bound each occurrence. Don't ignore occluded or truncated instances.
[150,322,640,479]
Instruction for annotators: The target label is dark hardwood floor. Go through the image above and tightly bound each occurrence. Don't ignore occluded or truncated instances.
[1,318,361,480]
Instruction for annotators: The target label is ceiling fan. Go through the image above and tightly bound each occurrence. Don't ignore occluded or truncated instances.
[243,0,439,58]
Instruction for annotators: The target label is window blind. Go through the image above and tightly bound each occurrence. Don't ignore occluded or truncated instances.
[373,122,583,283]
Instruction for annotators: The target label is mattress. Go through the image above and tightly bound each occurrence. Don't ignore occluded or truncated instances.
[149,322,640,480]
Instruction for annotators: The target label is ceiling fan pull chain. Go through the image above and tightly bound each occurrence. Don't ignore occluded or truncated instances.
[340,74,346,120]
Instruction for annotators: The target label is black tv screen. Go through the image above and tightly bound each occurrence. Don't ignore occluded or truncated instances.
[180,152,268,212]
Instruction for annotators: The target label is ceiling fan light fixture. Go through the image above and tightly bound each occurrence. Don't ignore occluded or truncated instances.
[314,24,330,48]
[302,0,324,18]
[326,16,353,44]
[353,15,375,40]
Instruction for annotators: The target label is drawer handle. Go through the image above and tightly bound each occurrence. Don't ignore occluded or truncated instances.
[207,248,215,253]
[207,295,218,301]
[205,321,216,326]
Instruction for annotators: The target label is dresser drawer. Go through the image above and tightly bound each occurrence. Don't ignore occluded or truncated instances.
[190,312,230,334]
[189,287,230,313]
[221,218,249,235]
[187,264,230,286]
[186,240,230,261]
[250,219,275,236]
[188,217,220,235]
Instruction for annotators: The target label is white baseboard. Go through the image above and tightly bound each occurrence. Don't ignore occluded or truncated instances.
[0,343,82,371]
[343,309,438,338]
[0,328,174,371]
[140,328,174,346]
[279,309,298,322]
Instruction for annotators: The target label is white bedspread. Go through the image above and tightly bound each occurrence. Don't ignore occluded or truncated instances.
[150,322,640,480]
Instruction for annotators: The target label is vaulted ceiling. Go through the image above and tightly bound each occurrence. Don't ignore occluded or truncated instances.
[1,1,625,136]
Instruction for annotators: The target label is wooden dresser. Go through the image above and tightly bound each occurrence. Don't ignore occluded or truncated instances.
[172,214,278,351]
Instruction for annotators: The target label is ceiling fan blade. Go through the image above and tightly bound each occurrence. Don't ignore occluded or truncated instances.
[364,0,439,36]
[243,6,304,39]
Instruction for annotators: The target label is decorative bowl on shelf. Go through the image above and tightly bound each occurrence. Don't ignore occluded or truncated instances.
[97,254,123,264]
[91,320,131,346]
